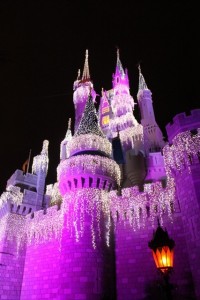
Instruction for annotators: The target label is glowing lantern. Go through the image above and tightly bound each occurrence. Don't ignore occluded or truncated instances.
[148,222,175,275]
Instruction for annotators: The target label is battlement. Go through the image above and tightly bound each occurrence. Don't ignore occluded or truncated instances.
[7,170,37,190]
[10,202,33,215]
[166,109,200,143]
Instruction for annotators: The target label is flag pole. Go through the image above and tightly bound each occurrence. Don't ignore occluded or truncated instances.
[26,149,32,174]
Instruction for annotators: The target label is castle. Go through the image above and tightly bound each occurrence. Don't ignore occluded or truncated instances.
[0,50,200,300]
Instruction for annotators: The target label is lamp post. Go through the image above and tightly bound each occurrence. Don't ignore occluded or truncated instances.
[148,221,175,300]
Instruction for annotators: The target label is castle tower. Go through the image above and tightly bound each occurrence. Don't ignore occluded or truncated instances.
[57,94,120,299]
[0,140,50,299]
[109,50,139,149]
[164,109,200,300]
[73,50,96,131]
[137,65,164,153]
[99,88,111,138]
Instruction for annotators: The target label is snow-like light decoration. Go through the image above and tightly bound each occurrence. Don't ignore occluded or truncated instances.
[111,93,135,116]
[109,112,138,132]
[0,177,175,250]
[118,124,144,151]
[67,133,112,157]
[0,213,26,254]
[73,84,92,106]
[46,182,62,205]
[113,83,129,95]
[0,185,23,209]
[62,189,111,248]
[26,206,64,246]
[110,179,175,230]
[57,154,121,186]
[32,140,49,175]
[163,129,200,177]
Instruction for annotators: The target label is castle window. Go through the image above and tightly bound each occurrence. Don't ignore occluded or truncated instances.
[81,177,85,188]
[74,178,78,188]
[103,180,107,190]
[97,178,100,188]
[68,181,71,189]
[89,177,93,188]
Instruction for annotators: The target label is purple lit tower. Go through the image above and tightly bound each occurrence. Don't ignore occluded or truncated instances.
[57,90,120,299]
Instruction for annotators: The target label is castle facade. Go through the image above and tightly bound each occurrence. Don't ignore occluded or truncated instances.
[0,50,200,300]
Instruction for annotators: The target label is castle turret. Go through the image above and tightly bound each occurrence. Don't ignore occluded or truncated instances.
[57,93,120,300]
[58,94,120,193]
[109,50,142,155]
[73,50,96,131]
[137,65,164,152]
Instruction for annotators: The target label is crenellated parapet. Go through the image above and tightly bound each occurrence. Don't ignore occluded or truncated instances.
[110,178,175,229]
[7,170,37,190]
[166,109,200,143]
[57,154,120,194]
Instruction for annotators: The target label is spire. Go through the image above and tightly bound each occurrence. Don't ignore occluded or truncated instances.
[68,118,71,131]
[75,94,104,137]
[65,118,72,139]
[77,69,81,80]
[138,64,148,91]
[81,49,90,82]
[116,48,125,76]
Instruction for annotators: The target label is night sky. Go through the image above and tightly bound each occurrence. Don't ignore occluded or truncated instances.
[0,1,199,193]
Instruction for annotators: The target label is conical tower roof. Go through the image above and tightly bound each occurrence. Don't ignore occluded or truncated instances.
[116,48,125,77]
[67,94,112,157]
[81,49,90,82]
[138,65,148,91]
[75,94,104,137]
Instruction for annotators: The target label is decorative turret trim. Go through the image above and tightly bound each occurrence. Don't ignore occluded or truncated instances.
[67,133,112,157]
[57,154,121,187]
[81,49,90,82]
[138,65,148,91]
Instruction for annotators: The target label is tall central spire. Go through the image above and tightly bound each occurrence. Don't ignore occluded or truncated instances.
[116,48,125,76]
[82,49,90,82]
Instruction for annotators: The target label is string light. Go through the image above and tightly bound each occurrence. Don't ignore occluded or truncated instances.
[32,140,49,175]
[67,134,112,157]
[57,154,121,186]
[0,185,23,209]
[163,129,200,177]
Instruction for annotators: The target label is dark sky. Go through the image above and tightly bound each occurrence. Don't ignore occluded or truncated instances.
[0,1,199,193]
